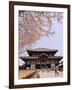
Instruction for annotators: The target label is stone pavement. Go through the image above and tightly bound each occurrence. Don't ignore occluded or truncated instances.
[38,69,63,78]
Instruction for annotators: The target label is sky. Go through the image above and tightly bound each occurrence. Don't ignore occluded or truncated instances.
[19,19,63,66]
[32,20,63,56]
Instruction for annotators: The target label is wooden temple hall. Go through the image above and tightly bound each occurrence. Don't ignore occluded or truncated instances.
[20,48,63,70]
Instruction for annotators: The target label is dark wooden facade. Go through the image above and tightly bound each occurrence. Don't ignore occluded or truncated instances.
[20,48,63,70]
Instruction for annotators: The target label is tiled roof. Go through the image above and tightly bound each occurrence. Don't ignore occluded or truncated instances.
[20,56,63,61]
[20,56,38,60]
[27,48,57,52]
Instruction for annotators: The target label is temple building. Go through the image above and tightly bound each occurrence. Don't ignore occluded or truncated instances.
[20,48,63,70]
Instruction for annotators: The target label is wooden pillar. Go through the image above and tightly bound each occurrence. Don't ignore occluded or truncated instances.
[40,59,41,69]
[51,60,55,70]
[25,61,27,69]
[45,59,47,69]
[30,60,31,69]
[35,60,36,69]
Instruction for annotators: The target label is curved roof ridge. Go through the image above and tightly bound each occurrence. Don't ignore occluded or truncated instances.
[39,53,48,57]
[27,48,57,51]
